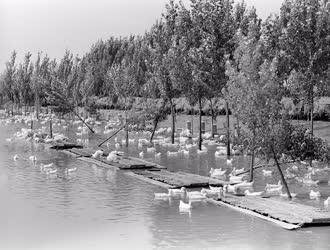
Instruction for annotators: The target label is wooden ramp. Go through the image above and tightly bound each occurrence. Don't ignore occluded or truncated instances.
[132,170,227,188]
[214,194,330,228]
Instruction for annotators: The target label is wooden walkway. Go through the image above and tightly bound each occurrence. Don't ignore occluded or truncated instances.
[216,195,330,227]
[56,145,330,230]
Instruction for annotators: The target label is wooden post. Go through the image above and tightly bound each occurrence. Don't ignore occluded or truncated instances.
[30,119,33,130]
[226,102,230,157]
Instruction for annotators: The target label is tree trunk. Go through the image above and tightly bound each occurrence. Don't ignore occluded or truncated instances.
[271,145,292,199]
[49,118,53,138]
[125,108,129,148]
[191,107,194,135]
[35,92,39,120]
[150,117,159,143]
[170,100,175,144]
[250,135,255,182]
[198,97,202,150]
[250,149,255,182]
[236,116,240,138]
[310,95,314,136]
[209,99,215,138]
[226,102,230,156]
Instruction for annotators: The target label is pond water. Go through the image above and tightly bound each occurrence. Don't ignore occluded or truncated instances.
[1,117,330,250]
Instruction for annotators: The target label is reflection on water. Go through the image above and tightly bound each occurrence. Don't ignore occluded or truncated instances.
[0,121,330,250]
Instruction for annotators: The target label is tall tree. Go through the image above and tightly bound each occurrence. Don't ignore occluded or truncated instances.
[279,0,330,135]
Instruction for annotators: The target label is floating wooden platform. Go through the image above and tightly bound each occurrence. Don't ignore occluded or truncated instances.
[50,142,83,150]
[132,170,227,188]
[63,148,165,170]
[56,146,330,230]
[212,194,330,229]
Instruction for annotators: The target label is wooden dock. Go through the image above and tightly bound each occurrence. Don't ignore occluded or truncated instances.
[55,145,330,230]
[210,194,330,229]
[132,170,226,188]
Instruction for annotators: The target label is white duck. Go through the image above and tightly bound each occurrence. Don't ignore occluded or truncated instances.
[66,167,77,174]
[167,151,180,157]
[40,163,54,170]
[265,180,282,190]
[139,151,145,159]
[13,154,19,161]
[324,197,330,208]
[147,147,156,153]
[235,181,254,190]
[245,190,263,196]
[309,190,321,199]
[231,167,245,176]
[209,186,223,192]
[106,152,118,162]
[92,150,103,159]
[262,169,273,177]
[280,192,297,198]
[187,191,206,201]
[29,155,37,163]
[201,188,219,196]
[46,169,57,175]
[209,168,226,178]
[168,187,186,196]
[229,175,244,184]
[265,186,283,196]
[224,184,236,193]
[154,192,170,199]
[226,158,233,165]
[179,200,192,210]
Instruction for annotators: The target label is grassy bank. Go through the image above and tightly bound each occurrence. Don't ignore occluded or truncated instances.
[93,96,330,121]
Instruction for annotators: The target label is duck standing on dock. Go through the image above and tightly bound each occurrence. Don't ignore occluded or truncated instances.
[262,169,273,177]
[309,190,321,199]
[92,149,103,159]
[324,197,330,208]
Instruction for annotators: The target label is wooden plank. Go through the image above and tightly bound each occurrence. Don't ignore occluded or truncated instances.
[128,156,166,169]
[125,171,173,189]
[78,156,120,170]
[132,170,227,188]
[50,143,83,150]
[67,148,93,157]
[217,194,330,226]
[118,158,146,168]
[207,198,301,230]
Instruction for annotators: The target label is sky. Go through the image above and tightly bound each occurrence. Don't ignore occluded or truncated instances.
[0,0,283,71]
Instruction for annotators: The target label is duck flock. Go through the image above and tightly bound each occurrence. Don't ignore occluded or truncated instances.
[1,111,330,211]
